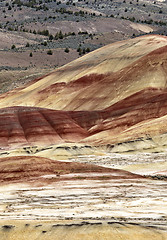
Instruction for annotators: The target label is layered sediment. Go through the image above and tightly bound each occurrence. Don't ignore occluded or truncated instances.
[0,36,167,150]
[0,35,167,238]
[0,221,166,240]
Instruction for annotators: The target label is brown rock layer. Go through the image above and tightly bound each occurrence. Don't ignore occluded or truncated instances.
[0,156,143,183]
[2,86,167,148]
[0,107,90,149]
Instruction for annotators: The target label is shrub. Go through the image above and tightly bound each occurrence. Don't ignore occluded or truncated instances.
[64,47,69,53]
[47,50,53,55]
[86,47,90,53]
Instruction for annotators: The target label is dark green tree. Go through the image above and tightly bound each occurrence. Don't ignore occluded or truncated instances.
[47,49,53,55]
[11,44,16,49]
[64,47,69,53]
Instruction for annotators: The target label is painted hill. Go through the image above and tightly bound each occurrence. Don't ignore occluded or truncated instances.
[1,35,167,151]
[1,34,167,239]
[0,156,144,183]
[1,35,167,110]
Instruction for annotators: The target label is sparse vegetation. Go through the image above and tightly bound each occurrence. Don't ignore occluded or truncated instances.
[0,0,166,75]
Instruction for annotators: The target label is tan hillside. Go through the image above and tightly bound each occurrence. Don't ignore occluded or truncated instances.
[0,35,167,111]
[1,35,167,149]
